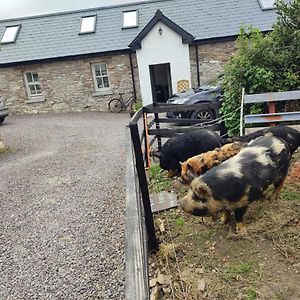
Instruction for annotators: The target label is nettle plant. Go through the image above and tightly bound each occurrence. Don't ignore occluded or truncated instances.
[221,0,300,136]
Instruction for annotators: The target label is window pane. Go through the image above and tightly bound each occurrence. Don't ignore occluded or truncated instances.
[100,64,107,76]
[123,11,137,27]
[103,77,109,88]
[258,0,275,9]
[32,73,39,83]
[26,72,42,96]
[80,16,96,33]
[35,85,41,94]
[96,77,104,89]
[26,73,33,83]
[29,85,36,95]
[1,25,20,43]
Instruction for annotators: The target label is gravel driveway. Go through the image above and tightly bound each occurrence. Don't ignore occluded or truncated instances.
[0,112,129,299]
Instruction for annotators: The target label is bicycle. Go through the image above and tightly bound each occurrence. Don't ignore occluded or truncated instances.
[108,92,136,113]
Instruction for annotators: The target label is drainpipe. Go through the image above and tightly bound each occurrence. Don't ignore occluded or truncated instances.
[195,44,200,87]
[129,52,137,100]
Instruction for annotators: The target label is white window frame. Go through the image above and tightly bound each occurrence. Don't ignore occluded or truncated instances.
[79,15,97,34]
[24,71,44,103]
[1,25,21,44]
[258,0,275,10]
[91,63,111,93]
[122,10,138,28]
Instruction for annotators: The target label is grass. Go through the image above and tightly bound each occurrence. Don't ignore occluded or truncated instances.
[149,160,299,299]
[0,145,10,154]
[132,100,143,112]
[281,187,300,202]
[244,287,257,300]
[147,164,172,193]
[175,217,185,226]
[275,291,285,300]
[223,260,261,282]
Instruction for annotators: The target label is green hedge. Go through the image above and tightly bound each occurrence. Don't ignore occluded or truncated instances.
[221,0,300,136]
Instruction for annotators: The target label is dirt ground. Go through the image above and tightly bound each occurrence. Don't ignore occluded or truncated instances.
[149,152,300,300]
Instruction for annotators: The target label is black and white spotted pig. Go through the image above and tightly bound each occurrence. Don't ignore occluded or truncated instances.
[222,125,300,153]
[180,136,292,233]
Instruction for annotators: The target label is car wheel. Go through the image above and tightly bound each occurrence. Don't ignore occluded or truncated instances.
[190,109,215,121]
[0,117,5,124]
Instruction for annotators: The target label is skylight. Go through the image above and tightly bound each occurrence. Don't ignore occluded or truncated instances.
[1,25,21,44]
[258,0,275,10]
[80,16,97,34]
[123,10,138,28]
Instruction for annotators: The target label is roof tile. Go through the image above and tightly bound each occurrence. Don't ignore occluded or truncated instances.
[0,0,277,65]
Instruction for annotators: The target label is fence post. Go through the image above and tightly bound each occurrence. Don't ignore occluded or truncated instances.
[154,112,162,151]
[240,88,245,136]
[143,109,150,168]
[129,122,159,252]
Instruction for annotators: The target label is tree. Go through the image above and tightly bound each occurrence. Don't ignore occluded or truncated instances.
[221,0,300,136]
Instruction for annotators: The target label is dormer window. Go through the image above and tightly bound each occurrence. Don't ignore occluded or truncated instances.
[258,0,275,10]
[123,10,138,28]
[1,25,21,44]
[79,16,96,34]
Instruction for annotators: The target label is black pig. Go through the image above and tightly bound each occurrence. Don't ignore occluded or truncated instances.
[158,129,222,177]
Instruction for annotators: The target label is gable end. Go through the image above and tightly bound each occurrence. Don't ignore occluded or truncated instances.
[129,9,194,50]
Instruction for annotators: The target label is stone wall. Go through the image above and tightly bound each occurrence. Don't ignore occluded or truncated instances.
[0,53,141,114]
[190,40,236,87]
[0,41,236,114]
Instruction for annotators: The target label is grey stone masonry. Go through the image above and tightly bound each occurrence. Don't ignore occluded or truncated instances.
[0,53,141,114]
[190,41,237,87]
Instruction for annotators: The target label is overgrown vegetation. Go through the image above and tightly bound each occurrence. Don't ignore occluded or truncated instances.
[221,0,300,136]
[132,100,143,112]
[147,164,172,193]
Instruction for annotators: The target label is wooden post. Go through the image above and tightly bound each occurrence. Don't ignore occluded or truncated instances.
[129,122,159,252]
[240,88,245,136]
[268,94,276,126]
[154,112,162,151]
[143,112,151,169]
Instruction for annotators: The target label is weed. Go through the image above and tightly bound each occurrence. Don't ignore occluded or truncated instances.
[223,260,260,282]
[244,287,257,300]
[0,145,10,154]
[147,164,172,193]
[132,100,143,112]
[281,189,300,202]
[275,291,285,300]
[175,217,185,226]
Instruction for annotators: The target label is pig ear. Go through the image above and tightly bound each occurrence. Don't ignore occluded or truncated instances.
[193,182,212,198]
[186,164,197,182]
[152,152,161,159]
[187,162,194,172]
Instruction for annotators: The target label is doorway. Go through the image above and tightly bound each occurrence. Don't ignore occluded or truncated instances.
[149,63,172,103]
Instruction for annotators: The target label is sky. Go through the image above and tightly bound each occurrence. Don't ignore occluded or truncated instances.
[0,0,150,20]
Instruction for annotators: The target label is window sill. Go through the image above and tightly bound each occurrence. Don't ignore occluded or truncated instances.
[25,96,45,104]
[92,90,113,97]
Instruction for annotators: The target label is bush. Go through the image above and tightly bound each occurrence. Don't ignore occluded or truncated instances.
[221,0,300,136]
[132,100,143,112]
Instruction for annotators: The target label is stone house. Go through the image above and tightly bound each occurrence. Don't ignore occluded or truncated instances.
[0,0,277,114]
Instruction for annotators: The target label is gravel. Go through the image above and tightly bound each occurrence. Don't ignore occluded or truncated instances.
[0,112,130,299]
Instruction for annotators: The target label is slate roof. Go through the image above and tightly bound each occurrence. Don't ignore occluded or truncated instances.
[0,0,277,66]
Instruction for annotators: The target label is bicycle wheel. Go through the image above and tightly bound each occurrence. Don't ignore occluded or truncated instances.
[108,98,123,113]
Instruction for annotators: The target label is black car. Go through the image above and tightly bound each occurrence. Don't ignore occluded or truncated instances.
[0,97,9,124]
[166,84,222,121]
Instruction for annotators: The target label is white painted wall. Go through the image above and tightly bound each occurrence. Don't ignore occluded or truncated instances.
[136,21,191,106]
